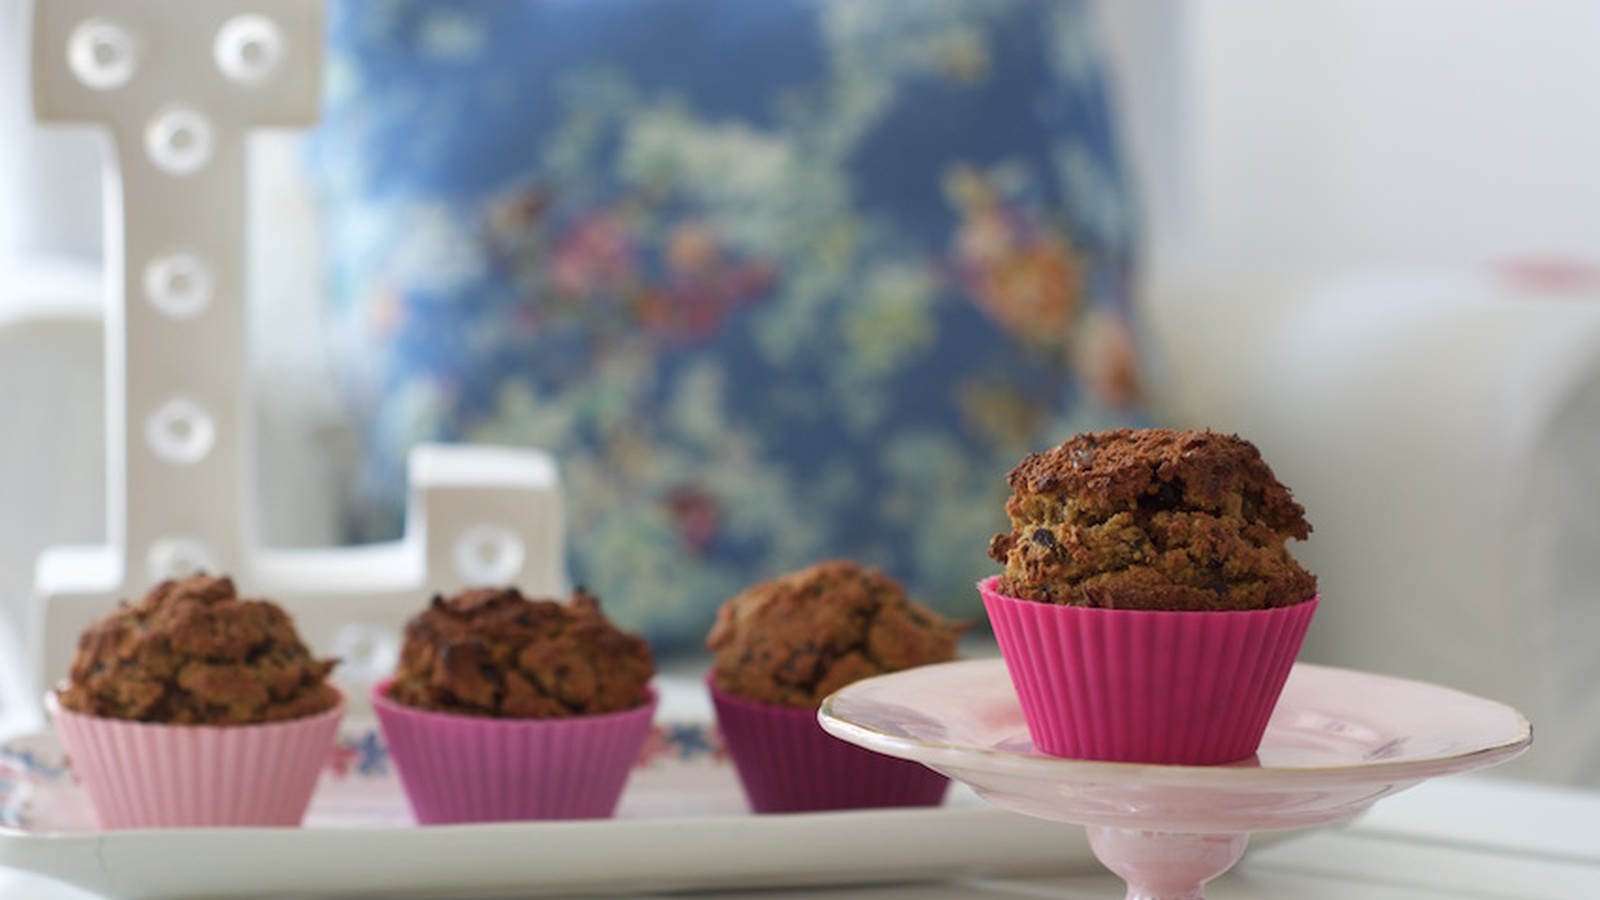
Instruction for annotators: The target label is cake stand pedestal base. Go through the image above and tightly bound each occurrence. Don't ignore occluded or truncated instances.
[1085,827,1249,900]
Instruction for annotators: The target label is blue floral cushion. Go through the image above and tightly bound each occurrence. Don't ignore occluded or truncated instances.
[310,0,1146,653]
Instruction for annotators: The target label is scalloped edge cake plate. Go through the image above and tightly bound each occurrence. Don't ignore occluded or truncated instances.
[821,660,1533,833]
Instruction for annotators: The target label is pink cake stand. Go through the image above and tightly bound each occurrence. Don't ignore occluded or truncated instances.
[819,658,1531,900]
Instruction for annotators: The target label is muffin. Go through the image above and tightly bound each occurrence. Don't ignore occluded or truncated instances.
[47,573,345,828]
[981,428,1320,764]
[706,560,965,812]
[988,427,1317,611]
[372,585,657,823]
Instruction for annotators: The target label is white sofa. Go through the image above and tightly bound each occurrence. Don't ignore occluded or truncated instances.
[1144,266,1600,786]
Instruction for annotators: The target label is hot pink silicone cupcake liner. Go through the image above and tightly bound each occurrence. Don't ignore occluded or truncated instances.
[46,691,345,830]
[979,576,1318,764]
[709,679,948,813]
[371,680,658,824]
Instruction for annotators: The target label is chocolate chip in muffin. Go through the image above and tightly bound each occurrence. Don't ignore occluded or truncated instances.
[988,427,1317,611]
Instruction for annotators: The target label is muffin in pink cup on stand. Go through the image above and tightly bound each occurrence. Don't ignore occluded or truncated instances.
[372,585,657,824]
[706,560,966,813]
[48,573,344,829]
[982,428,1320,765]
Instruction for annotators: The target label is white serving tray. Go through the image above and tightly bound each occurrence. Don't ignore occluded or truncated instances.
[0,715,1090,900]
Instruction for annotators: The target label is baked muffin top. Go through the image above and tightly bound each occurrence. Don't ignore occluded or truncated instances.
[58,573,340,725]
[388,586,654,718]
[706,559,966,709]
[988,428,1317,610]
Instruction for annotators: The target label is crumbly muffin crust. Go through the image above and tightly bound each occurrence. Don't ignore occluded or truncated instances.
[388,586,653,718]
[706,559,967,709]
[987,428,1317,610]
[58,573,339,725]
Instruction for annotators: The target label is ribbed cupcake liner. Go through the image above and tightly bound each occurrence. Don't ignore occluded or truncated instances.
[979,577,1318,764]
[46,691,345,830]
[371,681,658,824]
[709,679,948,813]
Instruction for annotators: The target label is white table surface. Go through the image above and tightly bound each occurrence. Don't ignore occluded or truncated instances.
[1,774,1594,900]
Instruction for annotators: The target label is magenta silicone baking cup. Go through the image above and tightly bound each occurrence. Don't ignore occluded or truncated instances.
[371,680,658,824]
[979,576,1318,764]
[46,690,345,830]
[708,678,948,813]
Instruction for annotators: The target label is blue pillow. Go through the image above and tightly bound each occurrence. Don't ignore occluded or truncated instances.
[309,0,1147,653]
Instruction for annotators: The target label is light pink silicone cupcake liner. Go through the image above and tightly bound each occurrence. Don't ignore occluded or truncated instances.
[46,691,345,830]
[709,679,948,813]
[371,680,658,824]
[979,576,1318,765]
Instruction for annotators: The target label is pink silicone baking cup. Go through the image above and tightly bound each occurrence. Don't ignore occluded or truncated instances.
[371,680,658,824]
[979,576,1318,764]
[709,679,948,813]
[46,690,345,830]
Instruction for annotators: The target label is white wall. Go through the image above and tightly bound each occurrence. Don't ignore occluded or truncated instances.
[0,0,103,276]
[1102,0,1600,277]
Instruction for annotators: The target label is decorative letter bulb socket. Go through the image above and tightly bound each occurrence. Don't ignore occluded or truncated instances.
[144,106,215,176]
[330,623,402,685]
[145,536,216,582]
[143,253,213,319]
[68,18,138,91]
[453,524,526,585]
[214,15,286,85]
[144,397,217,465]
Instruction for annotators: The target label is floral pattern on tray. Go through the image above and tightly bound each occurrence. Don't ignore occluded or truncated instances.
[0,722,728,831]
